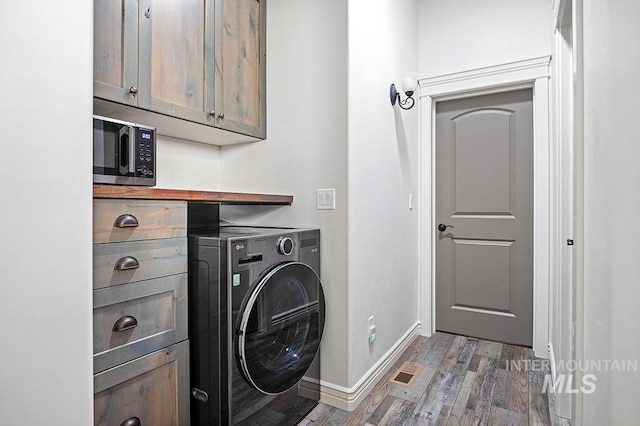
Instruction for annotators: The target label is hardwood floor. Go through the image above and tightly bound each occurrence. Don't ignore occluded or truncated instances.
[299,332,571,426]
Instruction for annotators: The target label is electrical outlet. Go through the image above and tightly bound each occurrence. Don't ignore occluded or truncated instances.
[368,315,376,345]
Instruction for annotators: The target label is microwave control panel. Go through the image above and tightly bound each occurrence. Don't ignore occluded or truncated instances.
[135,127,155,177]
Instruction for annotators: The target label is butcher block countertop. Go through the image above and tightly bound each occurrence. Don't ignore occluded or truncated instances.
[93,185,293,205]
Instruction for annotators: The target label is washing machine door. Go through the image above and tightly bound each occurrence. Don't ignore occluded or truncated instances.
[237,261,325,395]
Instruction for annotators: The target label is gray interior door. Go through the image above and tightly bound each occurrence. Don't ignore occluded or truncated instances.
[435,89,533,346]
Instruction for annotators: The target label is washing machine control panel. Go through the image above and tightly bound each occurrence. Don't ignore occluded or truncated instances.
[277,237,294,255]
[230,232,300,272]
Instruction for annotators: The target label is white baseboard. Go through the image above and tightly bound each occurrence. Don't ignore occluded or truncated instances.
[312,322,421,412]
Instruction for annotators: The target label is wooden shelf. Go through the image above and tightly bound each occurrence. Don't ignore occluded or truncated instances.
[93,185,293,205]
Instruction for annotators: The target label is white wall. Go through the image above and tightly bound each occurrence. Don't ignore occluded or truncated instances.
[550,1,574,418]
[579,0,640,423]
[156,135,221,190]
[347,0,420,387]
[418,0,551,77]
[0,2,93,425]
[219,0,350,388]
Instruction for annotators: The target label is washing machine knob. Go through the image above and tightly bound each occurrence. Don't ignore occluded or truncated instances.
[277,237,294,255]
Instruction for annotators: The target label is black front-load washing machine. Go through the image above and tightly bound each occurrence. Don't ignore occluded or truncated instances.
[188,225,325,425]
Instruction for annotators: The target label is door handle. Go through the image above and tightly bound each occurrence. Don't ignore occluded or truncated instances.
[437,223,454,232]
[192,388,209,402]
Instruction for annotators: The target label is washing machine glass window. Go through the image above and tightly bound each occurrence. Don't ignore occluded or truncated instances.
[237,261,325,395]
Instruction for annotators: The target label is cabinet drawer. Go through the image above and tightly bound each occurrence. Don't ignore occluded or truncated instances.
[93,237,187,289]
[94,199,186,243]
[94,340,190,426]
[93,273,187,373]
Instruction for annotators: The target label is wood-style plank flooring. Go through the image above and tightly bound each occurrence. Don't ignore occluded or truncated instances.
[299,332,571,426]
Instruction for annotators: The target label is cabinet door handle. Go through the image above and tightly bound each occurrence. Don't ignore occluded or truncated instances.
[114,214,139,228]
[113,316,138,332]
[209,110,215,116]
[218,112,225,119]
[129,86,138,95]
[114,256,140,271]
[121,417,141,426]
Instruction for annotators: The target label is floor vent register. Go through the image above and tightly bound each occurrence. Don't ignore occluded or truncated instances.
[389,361,424,387]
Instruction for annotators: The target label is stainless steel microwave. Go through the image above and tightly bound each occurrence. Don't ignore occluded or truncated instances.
[93,115,156,186]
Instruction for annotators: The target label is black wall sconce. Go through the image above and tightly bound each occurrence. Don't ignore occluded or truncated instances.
[390,75,418,110]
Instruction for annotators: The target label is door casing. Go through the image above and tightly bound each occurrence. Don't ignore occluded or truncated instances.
[418,56,552,356]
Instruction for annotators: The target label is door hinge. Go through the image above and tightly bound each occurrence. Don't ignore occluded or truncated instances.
[567,239,574,246]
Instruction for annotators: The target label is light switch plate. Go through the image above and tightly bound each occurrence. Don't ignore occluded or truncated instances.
[317,188,336,210]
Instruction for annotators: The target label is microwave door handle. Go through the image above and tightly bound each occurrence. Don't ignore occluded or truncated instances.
[128,126,136,174]
[118,126,130,176]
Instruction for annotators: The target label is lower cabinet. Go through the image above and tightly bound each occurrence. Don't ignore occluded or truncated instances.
[94,340,190,426]
[93,199,189,425]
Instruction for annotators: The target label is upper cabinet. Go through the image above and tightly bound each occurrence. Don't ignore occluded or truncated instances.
[94,0,139,107]
[215,0,265,138]
[93,0,266,144]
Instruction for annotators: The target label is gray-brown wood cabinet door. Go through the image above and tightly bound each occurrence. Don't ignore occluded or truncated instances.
[214,0,266,138]
[94,0,139,106]
[137,0,216,124]
[435,89,533,346]
[94,340,190,426]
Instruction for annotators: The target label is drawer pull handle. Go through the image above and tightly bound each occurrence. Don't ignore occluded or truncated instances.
[114,214,139,228]
[114,256,140,271]
[120,417,141,426]
[113,316,138,332]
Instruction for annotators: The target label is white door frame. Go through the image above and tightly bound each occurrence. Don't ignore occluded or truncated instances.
[418,56,552,356]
